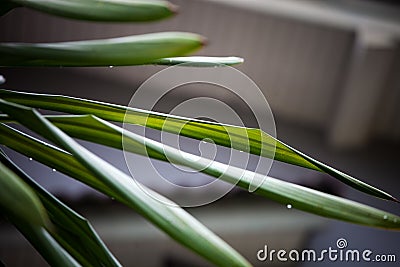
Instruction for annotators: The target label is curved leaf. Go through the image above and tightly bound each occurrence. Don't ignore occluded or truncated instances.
[0,150,122,267]
[0,100,251,267]
[1,115,400,229]
[0,32,205,67]
[4,0,177,21]
[154,56,244,66]
[0,89,396,201]
[0,161,79,266]
[0,162,49,228]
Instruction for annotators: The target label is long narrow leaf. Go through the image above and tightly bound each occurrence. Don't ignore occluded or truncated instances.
[114,120,400,229]
[1,115,400,229]
[0,161,50,229]
[0,32,205,67]
[0,150,121,267]
[0,114,166,161]
[154,56,244,66]
[0,161,79,267]
[15,226,80,267]
[4,0,177,22]
[0,123,113,195]
[0,89,396,201]
[0,100,251,267]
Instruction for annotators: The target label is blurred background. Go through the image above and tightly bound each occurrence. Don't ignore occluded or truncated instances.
[1,0,400,266]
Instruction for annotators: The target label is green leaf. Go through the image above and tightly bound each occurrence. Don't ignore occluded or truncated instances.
[0,100,251,267]
[0,160,49,228]
[16,226,80,267]
[4,0,177,21]
[118,117,400,229]
[118,124,400,229]
[0,160,79,267]
[0,123,113,195]
[154,56,244,66]
[0,150,122,267]
[0,32,205,67]
[0,89,396,201]
[1,115,400,229]
[0,114,167,161]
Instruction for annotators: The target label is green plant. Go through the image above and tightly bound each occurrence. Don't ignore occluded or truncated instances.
[0,1,398,266]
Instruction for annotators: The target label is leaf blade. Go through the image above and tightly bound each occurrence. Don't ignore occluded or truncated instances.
[0,161,80,267]
[50,116,400,229]
[154,56,244,66]
[0,89,396,201]
[0,32,205,67]
[6,0,177,22]
[1,115,400,229]
[0,100,252,267]
[0,150,122,267]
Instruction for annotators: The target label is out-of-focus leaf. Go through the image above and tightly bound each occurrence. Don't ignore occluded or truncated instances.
[0,89,396,201]
[0,161,49,228]
[0,150,121,267]
[4,0,177,21]
[0,100,251,267]
[0,32,205,67]
[0,161,79,267]
[154,56,244,66]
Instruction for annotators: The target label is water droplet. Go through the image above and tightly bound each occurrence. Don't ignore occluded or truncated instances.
[239,150,244,153]
[29,157,33,161]
[52,168,56,172]
[383,215,388,220]
[109,65,113,68]
[0,75,6,85]
[286,204,292,209]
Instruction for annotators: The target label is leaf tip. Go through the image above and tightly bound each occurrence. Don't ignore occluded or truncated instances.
[380,191,399,203]
[200,36,208,47]
[168,2,179,15]
[380,193,399,203]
